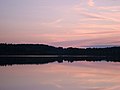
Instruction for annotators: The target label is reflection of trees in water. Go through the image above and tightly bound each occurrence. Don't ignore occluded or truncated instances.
[0,44,120,66]
[0,57,120,66]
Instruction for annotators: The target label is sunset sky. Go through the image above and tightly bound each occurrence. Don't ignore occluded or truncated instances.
[0,0,120,47]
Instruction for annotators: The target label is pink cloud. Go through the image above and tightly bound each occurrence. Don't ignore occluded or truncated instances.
[73,2,120,23]
[97,6,120,12]
[88,0,95,7]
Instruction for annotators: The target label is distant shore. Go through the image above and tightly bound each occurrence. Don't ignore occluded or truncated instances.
[0,44,120,57]
[0,43,120,66]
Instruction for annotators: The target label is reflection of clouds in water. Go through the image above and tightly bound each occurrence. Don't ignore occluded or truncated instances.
[0,61,120,90]
[41,62,120,90]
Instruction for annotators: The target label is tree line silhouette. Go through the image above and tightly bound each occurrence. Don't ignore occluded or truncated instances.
[0,43,120,57]
[0,43,120,66]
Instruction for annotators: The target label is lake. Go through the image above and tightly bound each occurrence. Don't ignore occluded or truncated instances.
[0,59,120,90]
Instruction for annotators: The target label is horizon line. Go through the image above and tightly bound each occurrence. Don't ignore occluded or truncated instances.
[0,43,120,49]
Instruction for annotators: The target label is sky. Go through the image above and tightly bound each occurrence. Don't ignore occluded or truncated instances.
[0,0,120,47]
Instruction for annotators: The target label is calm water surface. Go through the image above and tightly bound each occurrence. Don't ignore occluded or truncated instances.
[0,61,120,90]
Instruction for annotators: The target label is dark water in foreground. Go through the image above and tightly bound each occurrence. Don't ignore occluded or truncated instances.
[0,55,120,66]
[0,57,120,90]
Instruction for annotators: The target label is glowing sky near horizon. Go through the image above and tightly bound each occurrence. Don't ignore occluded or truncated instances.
[0,0,120,47]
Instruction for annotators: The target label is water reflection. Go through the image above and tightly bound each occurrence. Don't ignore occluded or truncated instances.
[0,56,120,66]
[0,61,120,90]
